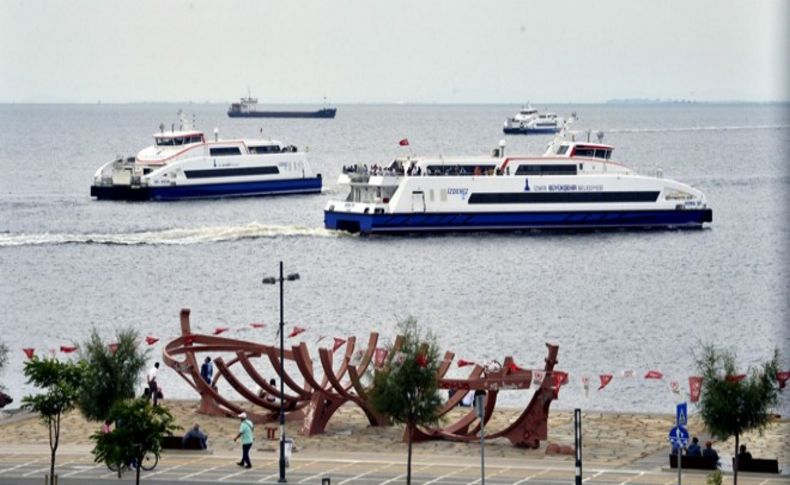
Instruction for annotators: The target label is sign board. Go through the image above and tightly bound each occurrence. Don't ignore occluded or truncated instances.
[668,425,689,447]
[676,402,688,426]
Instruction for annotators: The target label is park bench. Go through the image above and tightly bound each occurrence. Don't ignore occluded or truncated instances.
[732,458,780,474]
[161,436,209,452]
[669,454,718,470]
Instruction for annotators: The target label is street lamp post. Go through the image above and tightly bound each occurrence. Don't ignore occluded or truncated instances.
[262,261,300,484]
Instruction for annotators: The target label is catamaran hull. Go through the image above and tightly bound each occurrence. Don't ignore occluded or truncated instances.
[91,177,322,201]
[324,209,713,234]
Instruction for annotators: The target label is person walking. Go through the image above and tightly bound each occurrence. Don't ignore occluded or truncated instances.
[233,412,254,469]
[147,362,160,406]
[200,357,213,385]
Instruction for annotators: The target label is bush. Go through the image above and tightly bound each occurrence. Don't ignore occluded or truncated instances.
[77,328,148,421]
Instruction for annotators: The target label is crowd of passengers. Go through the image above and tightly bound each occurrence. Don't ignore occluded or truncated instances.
[341,163,503,176]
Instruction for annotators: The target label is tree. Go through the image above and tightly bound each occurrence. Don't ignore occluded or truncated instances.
[0,340,10,408]
[695,345,779,485]
[369,317,444,485]
[77,327,148,421]
[91,398,178,485]
[22,357,85,485]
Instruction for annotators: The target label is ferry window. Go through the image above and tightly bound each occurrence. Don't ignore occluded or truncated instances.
[556,145,569,155]
[515,164,577,176]
[210,146,242,156]
[249,145,281,154]
[594,150,611,160]
[189,135,203,144]
[155,138,174,146]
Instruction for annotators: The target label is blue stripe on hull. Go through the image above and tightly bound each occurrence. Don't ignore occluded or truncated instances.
[324,209,713,234]
[92,177,321,201]
[503,127,559,135]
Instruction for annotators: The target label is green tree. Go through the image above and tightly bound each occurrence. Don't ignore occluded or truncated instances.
[695,345,779,485]
[369,317,444,485]
[91,398,178,485]
[77,327,148,421]
[22,357,86,485]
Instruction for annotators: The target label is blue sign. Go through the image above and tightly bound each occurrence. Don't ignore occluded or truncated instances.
[677,402,688,426]
[668,425,689,447]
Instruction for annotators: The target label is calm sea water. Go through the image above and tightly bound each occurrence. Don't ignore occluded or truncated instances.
[1,103,788,415]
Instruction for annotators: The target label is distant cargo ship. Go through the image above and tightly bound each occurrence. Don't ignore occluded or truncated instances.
[227,94,336,119]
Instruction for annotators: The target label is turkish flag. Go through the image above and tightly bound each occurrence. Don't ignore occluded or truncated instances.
[332,338,346,352]
[776,371,790,389]
[457,359,475,367]
[60,345,78,353]
[399,138,409,146]
[374,348,388,368]
[288,326,306,338]
[108,343,119,353]
[598,374,613,390]
[213,327,229,335]
[249,323,266,329]
[22,348,35,359]
[644,370,663,379]
[689,376,703,402]
[145,336,159,345]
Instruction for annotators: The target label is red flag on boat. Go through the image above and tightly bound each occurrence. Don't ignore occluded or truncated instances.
[399,138,409,146]
[598,374,613,390]
[60,345,77,354]
[108,343,119,353]
[145,336,159,345]
[457,359,475,367]
[249,323,266,329]
[776,371,790,389]
[213,327,229,335]
[644,370,663,379]
[689,376,703,402]
[374,348,388,368]
[726,374,747,383]
[332,337,346,352]
[22,348,35,359]
[288,326,306,338]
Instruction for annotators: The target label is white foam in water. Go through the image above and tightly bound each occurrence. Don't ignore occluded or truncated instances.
[0,222,345,247]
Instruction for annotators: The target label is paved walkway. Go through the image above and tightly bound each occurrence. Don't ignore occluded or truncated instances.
[0,445,787,485]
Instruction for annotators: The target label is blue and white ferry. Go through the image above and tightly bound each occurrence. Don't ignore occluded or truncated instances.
[91,124,321,201]
[503,105,561,134]
[324,132,712,234]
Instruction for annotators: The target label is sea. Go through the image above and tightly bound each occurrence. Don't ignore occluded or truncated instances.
[1,103,788,416]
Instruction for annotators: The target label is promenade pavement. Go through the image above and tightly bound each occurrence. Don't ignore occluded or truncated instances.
[0,444,787,485]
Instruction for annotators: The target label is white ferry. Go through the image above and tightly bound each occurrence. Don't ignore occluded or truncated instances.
[324,132,712,234]
[91,124,321,201]
[503,105,561,134]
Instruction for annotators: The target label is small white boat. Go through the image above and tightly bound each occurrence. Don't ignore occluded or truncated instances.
[324,127,712,234]
[91,120,321,201]
[503,105,561,134]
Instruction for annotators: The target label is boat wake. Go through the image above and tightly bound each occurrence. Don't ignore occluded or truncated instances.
[0,223,344,247]
[607,124,790,134]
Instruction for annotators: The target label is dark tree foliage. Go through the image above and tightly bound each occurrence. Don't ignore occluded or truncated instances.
[22,357,86,485]
[695,344,779,485]
[0,340,8,392]
[77,327,148,421]
[369,317,444,485]
[91,398,178,485]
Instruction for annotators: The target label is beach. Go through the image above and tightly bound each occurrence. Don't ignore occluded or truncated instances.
[1,400,787,468]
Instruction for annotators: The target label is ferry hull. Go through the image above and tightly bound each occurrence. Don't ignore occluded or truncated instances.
[227,109,336,119]
[324,209,713,234]
[503,127,559,135]
[92,177,322,201]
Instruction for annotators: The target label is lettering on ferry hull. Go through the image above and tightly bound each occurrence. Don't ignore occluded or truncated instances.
[447,188,469,200]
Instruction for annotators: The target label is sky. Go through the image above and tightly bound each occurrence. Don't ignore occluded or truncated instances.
[1,0,787,103]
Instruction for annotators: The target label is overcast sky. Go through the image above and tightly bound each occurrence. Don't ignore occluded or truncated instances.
[1,0,787,103]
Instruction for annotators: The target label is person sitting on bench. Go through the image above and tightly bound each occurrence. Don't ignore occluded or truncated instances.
[182,423,208,449]
[702,441,719,464]
[687,437,702,456]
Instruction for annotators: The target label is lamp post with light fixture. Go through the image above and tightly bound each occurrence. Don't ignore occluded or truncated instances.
[262,261,300,483]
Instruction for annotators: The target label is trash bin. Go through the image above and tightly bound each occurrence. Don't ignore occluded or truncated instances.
[284,436,294,467]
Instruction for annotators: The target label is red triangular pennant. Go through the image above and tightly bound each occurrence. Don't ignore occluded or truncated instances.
[60,345,77,353]
[726,374,746,383]
[249,323,266,329]
[644,370,663,379]
[108,343,119,353]
[145,336,159,345]
[22,348,35,359]
[288,326,306,338]
[598,374,613,390]
[777,371,790,389]
[457,359,475,367]
[332,337,346,352]
[213,327,229,335]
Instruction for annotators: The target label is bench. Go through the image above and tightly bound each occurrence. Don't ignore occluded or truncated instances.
[669,454,718,470]
[162,436,206,451]
[733,458,780,474]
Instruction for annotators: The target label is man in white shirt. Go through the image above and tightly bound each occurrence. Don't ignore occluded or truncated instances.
[147,362,160,406]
